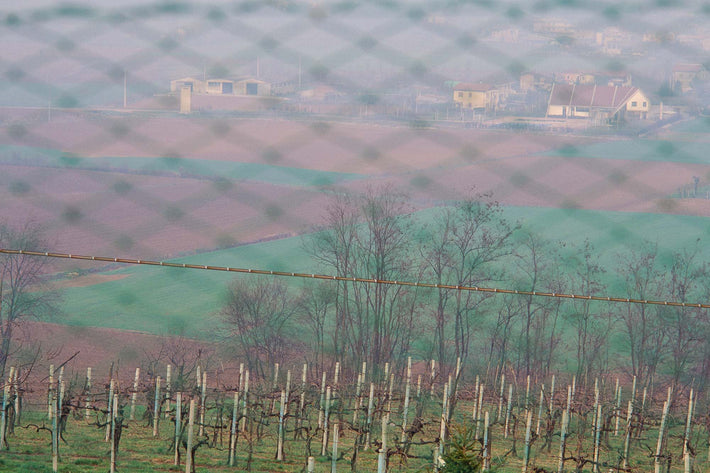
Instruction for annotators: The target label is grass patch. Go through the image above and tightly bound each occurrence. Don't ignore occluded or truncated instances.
[543,139,710,164]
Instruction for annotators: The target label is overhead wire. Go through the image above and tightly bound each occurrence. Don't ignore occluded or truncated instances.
[2,247,708,309]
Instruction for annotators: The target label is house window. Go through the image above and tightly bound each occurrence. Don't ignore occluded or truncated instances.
[631,101,637,107]
[643,101,647,107]
[458,92,463,98]
[208,81,220,88]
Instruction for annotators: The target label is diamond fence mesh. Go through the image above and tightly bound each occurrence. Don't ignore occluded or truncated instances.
[3,1,710,472]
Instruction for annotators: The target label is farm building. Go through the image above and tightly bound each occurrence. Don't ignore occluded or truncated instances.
[170,77,271,96]
[546,83,650,121]
[453,83,499,111]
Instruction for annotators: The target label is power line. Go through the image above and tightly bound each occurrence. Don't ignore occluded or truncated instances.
[2,247,709,309]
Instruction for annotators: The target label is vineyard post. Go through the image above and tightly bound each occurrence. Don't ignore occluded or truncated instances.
[497,374,505,422]
[400,356,411,448]
[47,364,54,420]
[318,371,327,429]
[523,409,533,473]
[174,392,182,466]
[631,375,637,404]
[165,364,172,418]
[430,360,436,397]
[130,368,140,421]
[416,374,422,399]
[654,400,669,473]
[331,421,339,473]
[504,384,513,438]
[228,391,238,466]
[110,393,118,473]
[353,372,363,425]
[557,408,568,473]
[622,399,633,469]
[321,385,332,456]
[12,367,20,428]
[84,367,91,421]
[682,388,694,473]
[0,380,9,450]
[307,455,315,473]
[365,382,374,450]
[51,379,58,473]
[271,363,279,415]
[483,411,491,471]
[525,375,531,412]
[475,384,484,440]
[436,381,449,469]
[105,379,115,442]
[549,375,555,415]
[387,372,395,414]
[240,370,249,433]
[153,376,162,437]
[614,383,622,436]
[186,399,195,473]
[377,411,389,473]
[198,371,206,437]
[592,379,599,439]
[536,384,544,436]
[298,363,307,437]
[592,403,602,473]
[277,390,286,461]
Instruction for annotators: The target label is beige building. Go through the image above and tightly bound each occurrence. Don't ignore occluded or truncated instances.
[170,77,271,96]
[453,83,498,111]
[547,84,649,121]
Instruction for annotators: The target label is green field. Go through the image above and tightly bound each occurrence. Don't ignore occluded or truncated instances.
[50,205,710,338]
[544,139,710,164]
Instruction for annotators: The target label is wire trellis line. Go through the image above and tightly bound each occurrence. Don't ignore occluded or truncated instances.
[2,247,709,310]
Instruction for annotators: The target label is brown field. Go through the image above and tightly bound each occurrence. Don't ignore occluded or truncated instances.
[2,111,707,261]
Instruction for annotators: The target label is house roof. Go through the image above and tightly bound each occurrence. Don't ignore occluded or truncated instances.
[549,83,640,108]
[454,82,493,92]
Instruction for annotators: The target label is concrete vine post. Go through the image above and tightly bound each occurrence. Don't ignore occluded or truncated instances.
[153,376,162,437]
[130,368,140,421]
[228,391,238,466]
[174,392,182,466]
[185,399,195,473]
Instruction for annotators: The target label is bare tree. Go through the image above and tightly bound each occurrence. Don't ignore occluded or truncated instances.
[511,231,563,378]
[221,276,299,379]
[420,196,516,373]
[563,240,612,387]
[617,243,666,388]
[0,222,54,380]
[298,282,336,374]
[305,192,359,367]
[306,187,421,371]
[663,243,708,394]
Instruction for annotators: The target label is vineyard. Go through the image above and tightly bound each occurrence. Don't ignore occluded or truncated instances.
[0,360,705,473]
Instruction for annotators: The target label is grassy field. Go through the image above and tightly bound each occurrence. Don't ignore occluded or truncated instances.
[48,204,710,338]
[543,139,710,164]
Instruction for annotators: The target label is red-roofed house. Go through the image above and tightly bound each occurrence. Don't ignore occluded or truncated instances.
[453,83,499,111]
[546,83,649,121]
